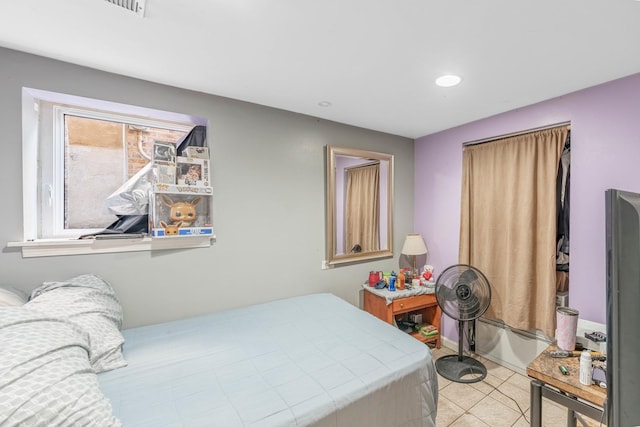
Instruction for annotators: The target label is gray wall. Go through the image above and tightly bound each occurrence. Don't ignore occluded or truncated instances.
[0,47,414,328]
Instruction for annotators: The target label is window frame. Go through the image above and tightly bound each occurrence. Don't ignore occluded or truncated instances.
[13,87,212,257]
[49,105,193,238]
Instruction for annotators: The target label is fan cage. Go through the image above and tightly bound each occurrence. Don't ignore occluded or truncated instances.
[435,264,491,321]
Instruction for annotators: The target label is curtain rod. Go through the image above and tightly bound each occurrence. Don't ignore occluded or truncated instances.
[346,161,380,170]
[463,121,571,147]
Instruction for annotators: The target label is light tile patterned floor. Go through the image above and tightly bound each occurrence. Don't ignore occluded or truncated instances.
[430,346,605,427]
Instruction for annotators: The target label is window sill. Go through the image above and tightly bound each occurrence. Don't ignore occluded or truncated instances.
[7,235,214,258]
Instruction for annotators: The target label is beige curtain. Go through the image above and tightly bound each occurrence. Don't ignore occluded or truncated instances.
[459,127,568,337]
[345,164,380,253]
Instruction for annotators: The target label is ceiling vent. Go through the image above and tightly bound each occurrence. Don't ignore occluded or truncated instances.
[105,0,146,17]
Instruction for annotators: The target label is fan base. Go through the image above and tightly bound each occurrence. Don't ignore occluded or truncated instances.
[435,354,487,383]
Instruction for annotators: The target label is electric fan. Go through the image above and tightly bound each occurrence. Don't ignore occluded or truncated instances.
[435,264,492,383]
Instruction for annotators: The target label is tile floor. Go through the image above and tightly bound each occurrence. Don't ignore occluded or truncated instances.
[430,346,605,427]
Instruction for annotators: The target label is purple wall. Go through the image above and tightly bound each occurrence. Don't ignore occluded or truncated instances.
[414,72,640,338]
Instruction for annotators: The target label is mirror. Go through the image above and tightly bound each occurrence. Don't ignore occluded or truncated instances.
[326,145,393,265]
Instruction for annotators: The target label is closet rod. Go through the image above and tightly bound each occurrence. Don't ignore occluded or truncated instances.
[463,121,571,147]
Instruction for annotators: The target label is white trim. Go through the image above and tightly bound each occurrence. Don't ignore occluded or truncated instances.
[21,89,39,240]
[54,105,195,133]
[7,236,215,258]
[52,105,66,237]
[23,87,206,126]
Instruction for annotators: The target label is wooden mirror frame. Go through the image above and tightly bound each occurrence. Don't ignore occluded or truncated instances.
[326,145,394,265]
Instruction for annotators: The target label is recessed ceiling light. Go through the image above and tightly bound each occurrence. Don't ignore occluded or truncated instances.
[318,101,332,107]
[435,75,462,87]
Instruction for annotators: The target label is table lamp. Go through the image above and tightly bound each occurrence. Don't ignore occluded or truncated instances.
[402,233,428,277]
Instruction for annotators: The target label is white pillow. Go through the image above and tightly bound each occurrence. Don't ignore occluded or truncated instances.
[26,274,127,373]
[0,286,28,306]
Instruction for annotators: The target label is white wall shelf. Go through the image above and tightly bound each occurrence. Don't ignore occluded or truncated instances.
[7,235,214,258]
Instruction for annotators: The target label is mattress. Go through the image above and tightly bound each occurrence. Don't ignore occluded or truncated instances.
[98,293,438,426]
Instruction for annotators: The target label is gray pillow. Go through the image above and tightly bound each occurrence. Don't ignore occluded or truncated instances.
[26,274,127,373]
[0,307,121,426]
[0,285,28,306]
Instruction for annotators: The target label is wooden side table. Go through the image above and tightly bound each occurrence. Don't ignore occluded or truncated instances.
[363,288,441,348]
[527,344,607,426]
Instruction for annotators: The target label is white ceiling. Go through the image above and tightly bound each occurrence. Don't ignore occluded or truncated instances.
[1,0,639,139]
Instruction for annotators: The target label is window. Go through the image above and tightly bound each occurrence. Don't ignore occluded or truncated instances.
[21,87,206,243]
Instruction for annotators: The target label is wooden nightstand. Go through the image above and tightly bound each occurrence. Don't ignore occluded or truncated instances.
[363,287,442,348]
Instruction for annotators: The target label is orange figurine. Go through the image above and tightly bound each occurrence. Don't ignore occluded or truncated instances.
[397,269,406,290]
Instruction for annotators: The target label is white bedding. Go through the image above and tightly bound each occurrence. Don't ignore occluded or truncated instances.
[0,307,120,426]
[99,293,438,426]
[25,274,127,373]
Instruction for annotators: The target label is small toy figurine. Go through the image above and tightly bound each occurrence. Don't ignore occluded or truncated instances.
[159,195,202,227]
[160,221,182,236]
[422,265,435,281]
[184,165,201,185]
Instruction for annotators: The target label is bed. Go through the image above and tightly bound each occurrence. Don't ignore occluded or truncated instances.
[0,275,438,426]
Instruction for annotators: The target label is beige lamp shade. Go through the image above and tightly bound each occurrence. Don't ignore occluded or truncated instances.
[401,233,427,256]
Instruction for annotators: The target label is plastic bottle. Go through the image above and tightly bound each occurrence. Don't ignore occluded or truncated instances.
[397,269,405,290]
[389,273,396,292]
[579,350,592,385]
